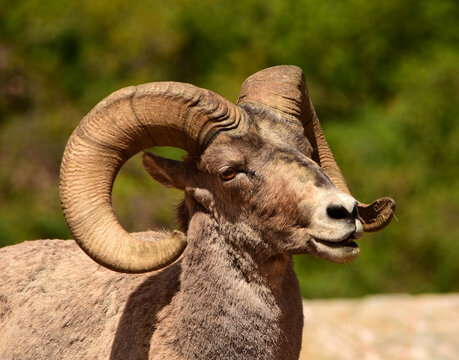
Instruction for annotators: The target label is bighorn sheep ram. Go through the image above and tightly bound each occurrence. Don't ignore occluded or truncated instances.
[0,66,395,359]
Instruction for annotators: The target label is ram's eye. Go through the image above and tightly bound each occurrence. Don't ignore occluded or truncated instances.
[219,166,237,181]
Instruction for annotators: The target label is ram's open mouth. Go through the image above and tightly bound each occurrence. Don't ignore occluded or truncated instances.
[309,233,360,263]
[314,234,358,248]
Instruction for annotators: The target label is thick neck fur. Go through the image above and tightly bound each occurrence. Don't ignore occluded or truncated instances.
[153,210,303,360]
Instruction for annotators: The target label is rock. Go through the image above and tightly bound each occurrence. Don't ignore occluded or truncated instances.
[300,293,459,360]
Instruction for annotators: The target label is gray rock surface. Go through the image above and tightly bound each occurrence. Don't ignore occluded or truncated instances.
[300,293,459,360]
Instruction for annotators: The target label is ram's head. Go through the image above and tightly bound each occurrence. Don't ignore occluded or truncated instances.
[60,66,395,273]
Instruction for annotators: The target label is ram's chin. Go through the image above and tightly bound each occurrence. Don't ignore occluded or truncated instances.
[307,237,360,263]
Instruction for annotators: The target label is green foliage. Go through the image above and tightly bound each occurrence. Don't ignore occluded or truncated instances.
[1,0,457,297]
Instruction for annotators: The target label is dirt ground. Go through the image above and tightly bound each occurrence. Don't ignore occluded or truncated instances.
[299,293,459,360]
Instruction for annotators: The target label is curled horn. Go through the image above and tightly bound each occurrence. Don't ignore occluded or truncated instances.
[60,82,247,273]
[237,65,395,232]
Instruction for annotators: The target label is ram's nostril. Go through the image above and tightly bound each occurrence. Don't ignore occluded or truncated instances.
[327,205,351,220]
[351,203,359,219]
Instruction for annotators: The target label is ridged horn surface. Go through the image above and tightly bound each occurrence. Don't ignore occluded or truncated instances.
[238,65,305,121]
[237,65,395,232]
[60,82,247,273]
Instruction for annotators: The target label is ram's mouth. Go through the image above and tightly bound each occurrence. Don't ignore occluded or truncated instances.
[309,233,360,263]
[314,233,358,248]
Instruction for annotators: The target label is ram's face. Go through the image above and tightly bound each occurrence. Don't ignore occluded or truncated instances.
[196,117,363,263]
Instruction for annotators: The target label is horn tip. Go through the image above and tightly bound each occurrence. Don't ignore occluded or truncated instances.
[359,197,396,232]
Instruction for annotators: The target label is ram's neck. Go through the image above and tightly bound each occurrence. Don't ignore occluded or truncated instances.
[159,211,304,360]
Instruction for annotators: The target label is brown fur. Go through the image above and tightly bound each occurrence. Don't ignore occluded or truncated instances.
[0,222,302,359]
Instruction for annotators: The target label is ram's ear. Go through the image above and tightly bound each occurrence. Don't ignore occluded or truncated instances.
[142,152,187,190]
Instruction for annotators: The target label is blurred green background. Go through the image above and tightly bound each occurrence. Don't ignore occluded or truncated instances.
[1,0,458,298]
